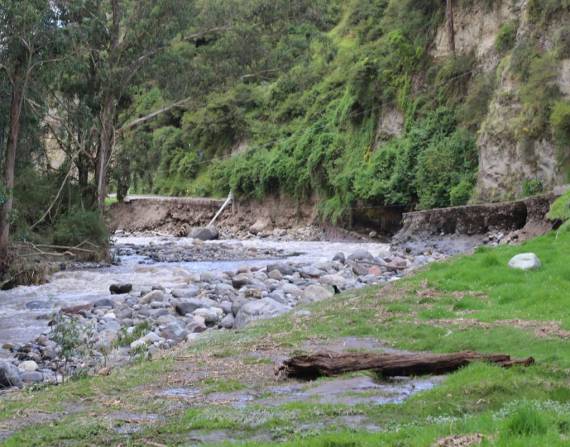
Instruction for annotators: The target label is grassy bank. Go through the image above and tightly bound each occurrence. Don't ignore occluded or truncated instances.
[2,230,570,446]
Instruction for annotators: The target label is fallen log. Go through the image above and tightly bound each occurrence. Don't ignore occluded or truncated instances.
[277,351,534,380]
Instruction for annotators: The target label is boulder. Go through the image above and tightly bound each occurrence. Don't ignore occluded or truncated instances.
[191,226,219,241]
[194,307,223,324]
[18,360,38,372]
[301,285,335,304]
[110,283,132,295]
[94,298,115,308]
[188,316,207,333]
[159,322,188,342]
[25,301,51,310]
[268,269,283,281]
[234,298,289,329]
[220,313,235,329]
[174,298,218,316]
[0,361,22,388]
[140,290,165,304]
[266,263,295,276]
[21,371,43,384]
[320,274,350,291]
[231,297,249,316]
[232,273,253,289]
[347,250,375,263]
[332,252,346,264]
[171,287,200,299]
[508,253,542,271]
[130,332,163,350]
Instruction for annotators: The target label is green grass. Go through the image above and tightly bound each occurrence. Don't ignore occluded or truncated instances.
[3,231,570,445]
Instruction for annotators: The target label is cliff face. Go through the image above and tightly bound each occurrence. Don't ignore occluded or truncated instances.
[430,0,570,201]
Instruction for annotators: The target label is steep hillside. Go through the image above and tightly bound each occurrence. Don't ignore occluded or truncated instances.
[121,0,570,221]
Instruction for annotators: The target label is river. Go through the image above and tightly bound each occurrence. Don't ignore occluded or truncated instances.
[0,235,390,359]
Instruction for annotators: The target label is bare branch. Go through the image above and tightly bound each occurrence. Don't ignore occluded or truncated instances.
[117,96,193,133]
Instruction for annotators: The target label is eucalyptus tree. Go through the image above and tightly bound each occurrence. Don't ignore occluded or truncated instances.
[59,0,192,209]
[0,0,60,263]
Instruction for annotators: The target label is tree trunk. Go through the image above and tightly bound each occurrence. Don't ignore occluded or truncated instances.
[446,0,456,56]
[278,351,535,380]
[96,95,115,210]
[0,81,25,264]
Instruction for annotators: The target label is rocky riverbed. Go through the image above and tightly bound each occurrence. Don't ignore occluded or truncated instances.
[0,231,447,390]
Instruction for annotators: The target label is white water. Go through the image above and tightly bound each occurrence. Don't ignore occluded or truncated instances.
[0,236,389,358]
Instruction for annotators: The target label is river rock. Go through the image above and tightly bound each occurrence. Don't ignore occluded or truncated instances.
[332,252,346,263]
[159,322,188,342]
[174,298,218,316]
[171,287,200,299]
[25,301,51,310]
[140,290,165,304]
[110,283,132,295]
[268,269,283,280]
[234,298,289,329]
[299,266,323,278]
[320,274,350,291]
[94,298,115,308]
[266,263,294,276]
[0,361,22,388]
[194,307,223,324]
[220,313,235,329]
[18,360,39,372]
[347,249,375,263]
[351,263,369,276]
[301,285,335,304]
[232,273,253,289]
[200,271,227,283]
[191,226,219,241]
[188,315,207,333]
[508,253,542,271]
[282,283,302,297]
[21,371,43,384]
[130,332,162,350]
[219,301,233,314]
[231,297,249,316]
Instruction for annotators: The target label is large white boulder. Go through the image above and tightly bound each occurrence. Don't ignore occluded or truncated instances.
[508,253,542,271]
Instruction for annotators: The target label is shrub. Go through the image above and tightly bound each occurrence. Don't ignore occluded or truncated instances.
[555,25,570,59]
[551,101,570,153]
[547,190,570,232]
[495,20,518,53]
[53,209,108,248]
[522,178,544,197]
[450,178,475,206]
[415,128,478,209]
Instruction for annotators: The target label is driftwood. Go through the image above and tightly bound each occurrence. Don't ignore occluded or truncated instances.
[277,351,535,380]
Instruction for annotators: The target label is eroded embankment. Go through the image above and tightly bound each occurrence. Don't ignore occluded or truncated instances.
[393,188,569,253]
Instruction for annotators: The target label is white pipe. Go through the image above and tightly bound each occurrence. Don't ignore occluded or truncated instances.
[208,190,233,227]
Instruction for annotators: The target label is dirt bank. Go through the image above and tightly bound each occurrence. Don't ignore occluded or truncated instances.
[108,195,363,240]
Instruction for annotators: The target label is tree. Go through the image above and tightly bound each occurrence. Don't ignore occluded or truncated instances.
[446,0,456,55]
[61,0,191,209]
[0,0,59,264]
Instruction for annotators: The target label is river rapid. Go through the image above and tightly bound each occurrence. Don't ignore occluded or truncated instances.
[0,235,390,359]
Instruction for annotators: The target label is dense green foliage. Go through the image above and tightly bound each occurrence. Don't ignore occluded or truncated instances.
[3,0,570,245]
[116,0,569,221]
[547,190,570,232]
[53,209,108,248]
